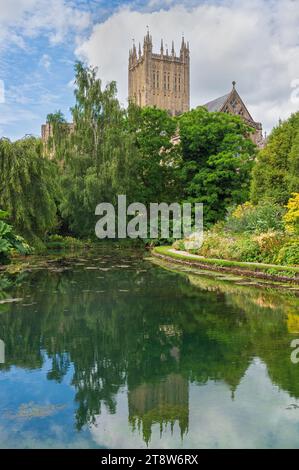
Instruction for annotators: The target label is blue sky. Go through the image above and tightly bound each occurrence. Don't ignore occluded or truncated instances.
[0,0,299,140]
[0,0,111,140]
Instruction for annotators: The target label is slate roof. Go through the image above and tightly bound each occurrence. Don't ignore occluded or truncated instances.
[203,93,230,112]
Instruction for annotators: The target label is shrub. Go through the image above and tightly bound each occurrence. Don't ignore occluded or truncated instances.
[225,201,285,234]
[195,231,236,259]
[0,210,32,264]
[45,234,85,250]
[252,231,286,263]
[276,240,299,266]
[172,239,186,251]
[284,193,299,235]
[232,236,262,262]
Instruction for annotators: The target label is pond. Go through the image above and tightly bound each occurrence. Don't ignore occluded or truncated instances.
[0,247,299,449]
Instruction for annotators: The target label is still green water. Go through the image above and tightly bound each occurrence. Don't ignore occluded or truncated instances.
[0,248,299,449]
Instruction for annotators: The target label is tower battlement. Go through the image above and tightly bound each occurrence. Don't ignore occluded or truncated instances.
[128,30,190,116]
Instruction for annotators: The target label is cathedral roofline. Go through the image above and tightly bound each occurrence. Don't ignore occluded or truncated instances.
[202,82,264,147]
[204,93,230,112]
[203,82,259,125]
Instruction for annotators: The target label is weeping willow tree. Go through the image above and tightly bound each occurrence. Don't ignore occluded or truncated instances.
[0,136,59,244]
[59,62,134,237]
[48,63,179,239]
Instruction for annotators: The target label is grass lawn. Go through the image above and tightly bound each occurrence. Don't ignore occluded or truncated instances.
[153,245,299,280]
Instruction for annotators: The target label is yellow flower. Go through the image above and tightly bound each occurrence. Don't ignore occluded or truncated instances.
[287,313,299,333]
[284,193,299,234]
[232,201,253,219]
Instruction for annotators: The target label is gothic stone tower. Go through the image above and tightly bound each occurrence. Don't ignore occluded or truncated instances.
[128,30,190,116]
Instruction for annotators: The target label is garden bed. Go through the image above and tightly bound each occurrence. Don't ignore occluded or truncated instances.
[152,246,299,284]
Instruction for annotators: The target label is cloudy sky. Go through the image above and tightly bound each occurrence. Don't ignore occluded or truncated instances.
[0,0,299,140]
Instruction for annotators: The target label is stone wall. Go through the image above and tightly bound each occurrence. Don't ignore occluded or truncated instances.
[129,33,190,116]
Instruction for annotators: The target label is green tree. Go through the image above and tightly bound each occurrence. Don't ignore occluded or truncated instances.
[125,104,181,205]
[251,112,299,205]
[71,62,122,170]
[59,65,181,238]
[0,137,59,244]
[45,110,70,161]
[179,107,256,224]
[60,62,128,237]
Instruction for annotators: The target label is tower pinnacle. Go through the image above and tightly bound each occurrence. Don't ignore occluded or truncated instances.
[129,30,190,115]
[171,40,175,56]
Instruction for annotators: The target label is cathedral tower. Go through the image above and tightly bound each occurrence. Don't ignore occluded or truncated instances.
[128,30,190,116]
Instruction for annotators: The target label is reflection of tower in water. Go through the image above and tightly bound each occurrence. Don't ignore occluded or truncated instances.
[128,373,189,445]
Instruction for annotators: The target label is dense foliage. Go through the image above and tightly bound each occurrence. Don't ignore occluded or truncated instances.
[179,107,256,224]
[178,111,299,266]
[0,210,31,264]
[284,192,299,235]
[180,196,299,266]
[48,64,255,238]
[251,112,299,205]
[225,201,285,234]
[0,136,58,244]
[58,63,126,236]
[0,62,298,265]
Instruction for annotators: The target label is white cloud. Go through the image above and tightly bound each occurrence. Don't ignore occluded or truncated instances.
[40,54,51,70]
[88,359,299,449]
[147,0,175,8]
[76,0,299,133]
[0,0,91,49]
[0,79,5,104]
[0,105,38,125]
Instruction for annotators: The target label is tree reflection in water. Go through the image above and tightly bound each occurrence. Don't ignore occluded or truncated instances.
[0,249,299,445]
